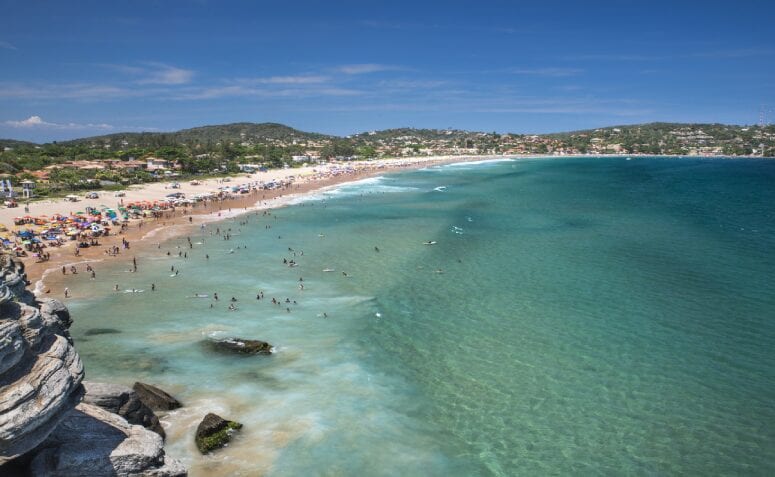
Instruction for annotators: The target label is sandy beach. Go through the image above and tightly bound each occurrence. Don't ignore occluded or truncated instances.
[1,155,497,294]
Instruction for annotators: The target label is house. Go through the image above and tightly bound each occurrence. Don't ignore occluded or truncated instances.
[112,160,146,173]
[145,157,172,172]
[29,170,50,183]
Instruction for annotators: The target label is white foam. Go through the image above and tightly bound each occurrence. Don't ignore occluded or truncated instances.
[441,157,516,168]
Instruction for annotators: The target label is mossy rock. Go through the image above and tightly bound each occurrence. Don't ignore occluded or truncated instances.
[195,413,243,454]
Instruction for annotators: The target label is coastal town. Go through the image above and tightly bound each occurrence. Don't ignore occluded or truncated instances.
[2,122,773,196]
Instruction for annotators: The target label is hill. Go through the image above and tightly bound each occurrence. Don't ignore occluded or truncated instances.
[60,122,329,149]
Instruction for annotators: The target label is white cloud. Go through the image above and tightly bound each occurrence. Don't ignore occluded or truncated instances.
[6,116,48,127]
[0,82,142,100]
[336,64,400,74]
[239,75,330,85]
[137,63,194,85]
[3,115,114,130]
[0,40,17,50]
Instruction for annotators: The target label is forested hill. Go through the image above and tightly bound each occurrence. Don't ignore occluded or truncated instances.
[60,122,329,148]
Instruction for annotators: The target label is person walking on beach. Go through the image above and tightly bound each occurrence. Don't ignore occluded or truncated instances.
[64,287,70,298]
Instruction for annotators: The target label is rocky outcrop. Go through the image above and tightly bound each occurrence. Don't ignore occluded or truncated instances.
[0,256,85,464]
[195,413,242,454]
[83,381,165,438]
[0,255,186,475]
[28,403,186,476]
[133,382,182,412]
[205,337,274,355]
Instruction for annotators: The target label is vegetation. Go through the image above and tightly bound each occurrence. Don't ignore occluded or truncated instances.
[1,122,773,199]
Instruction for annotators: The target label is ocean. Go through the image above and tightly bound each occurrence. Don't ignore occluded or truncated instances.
[65,156,775,475]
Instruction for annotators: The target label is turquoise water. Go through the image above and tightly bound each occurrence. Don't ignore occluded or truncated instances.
[65,157,775,475]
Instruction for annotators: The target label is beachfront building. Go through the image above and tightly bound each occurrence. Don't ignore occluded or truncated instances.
[145,157,174,172]
[20,180,35,199]
[291,155,322,163]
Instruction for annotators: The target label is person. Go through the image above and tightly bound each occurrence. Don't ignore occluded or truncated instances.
[151,283,156,292]
[213,293,219,301]
[114,284,119,292]
[228,303,236,311]
[64,287,70,298]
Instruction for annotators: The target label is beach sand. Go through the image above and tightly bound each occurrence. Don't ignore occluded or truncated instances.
[3,156,494,295]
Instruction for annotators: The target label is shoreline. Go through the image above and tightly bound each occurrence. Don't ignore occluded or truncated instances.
[17,155,499,295]
[8,152,764,295]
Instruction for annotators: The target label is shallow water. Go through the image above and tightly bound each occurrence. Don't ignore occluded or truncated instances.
[67,157,775,475]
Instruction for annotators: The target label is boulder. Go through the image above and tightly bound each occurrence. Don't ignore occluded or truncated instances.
[206,337,274,355]
[83,381,165,438]
[195,413,242,454]
[133,382,182,412]
[28,403,186,476]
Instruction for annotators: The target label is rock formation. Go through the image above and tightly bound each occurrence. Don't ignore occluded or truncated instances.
[133,382,182,412]
[29,403,186,476]
[195,413,243,454]
[0,255,187,475]
[0,256,84,464]
[83,381,166,438]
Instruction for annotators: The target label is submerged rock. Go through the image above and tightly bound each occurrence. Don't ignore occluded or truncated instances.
[195,413,242,454]
[205,337,274,355]
[83,381,165,438]
[28,403,186,476]
[133,382,182,412]
[84,327,122,336]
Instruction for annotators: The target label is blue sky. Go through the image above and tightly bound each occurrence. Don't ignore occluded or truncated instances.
[1,0,774,142]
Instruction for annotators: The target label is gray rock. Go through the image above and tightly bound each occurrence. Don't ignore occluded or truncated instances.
[205,337,274,355]
[28,403,186,476]
[0,256,84,465]
[133,382,182,412]
[83,381,165,438]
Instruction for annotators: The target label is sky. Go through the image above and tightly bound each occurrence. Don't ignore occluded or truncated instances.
[1,0,774,142]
